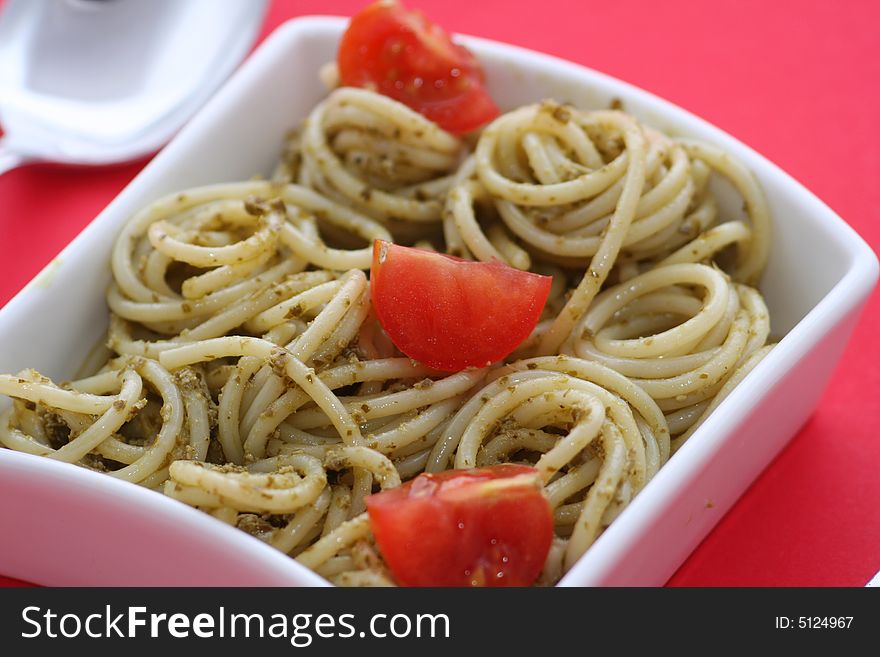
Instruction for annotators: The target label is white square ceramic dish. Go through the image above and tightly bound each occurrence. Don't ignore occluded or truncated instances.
[0,16,876,587]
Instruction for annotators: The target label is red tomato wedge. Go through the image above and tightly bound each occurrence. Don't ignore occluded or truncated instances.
[365,465,554,587]
[370,240,552,371]
[337,0,500,134]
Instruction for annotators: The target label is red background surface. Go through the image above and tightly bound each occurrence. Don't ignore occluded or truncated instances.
[1,0,878,587]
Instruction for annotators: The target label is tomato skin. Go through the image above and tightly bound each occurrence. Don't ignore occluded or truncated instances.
[365,465,554,587]
[370,240,552,371]
[337,0,500,134]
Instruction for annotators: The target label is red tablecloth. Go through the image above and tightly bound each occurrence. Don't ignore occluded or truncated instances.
[1,0,878,587]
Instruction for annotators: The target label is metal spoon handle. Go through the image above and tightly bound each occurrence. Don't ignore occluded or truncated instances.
[0,141,31,176]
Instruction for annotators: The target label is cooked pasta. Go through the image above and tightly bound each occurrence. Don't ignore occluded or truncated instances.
[0,84,774,586]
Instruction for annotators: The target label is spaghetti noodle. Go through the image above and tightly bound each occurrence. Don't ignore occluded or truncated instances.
[0,84,774,586]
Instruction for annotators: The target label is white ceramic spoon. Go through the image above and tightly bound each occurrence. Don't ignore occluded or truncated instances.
[0,0,268,175]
